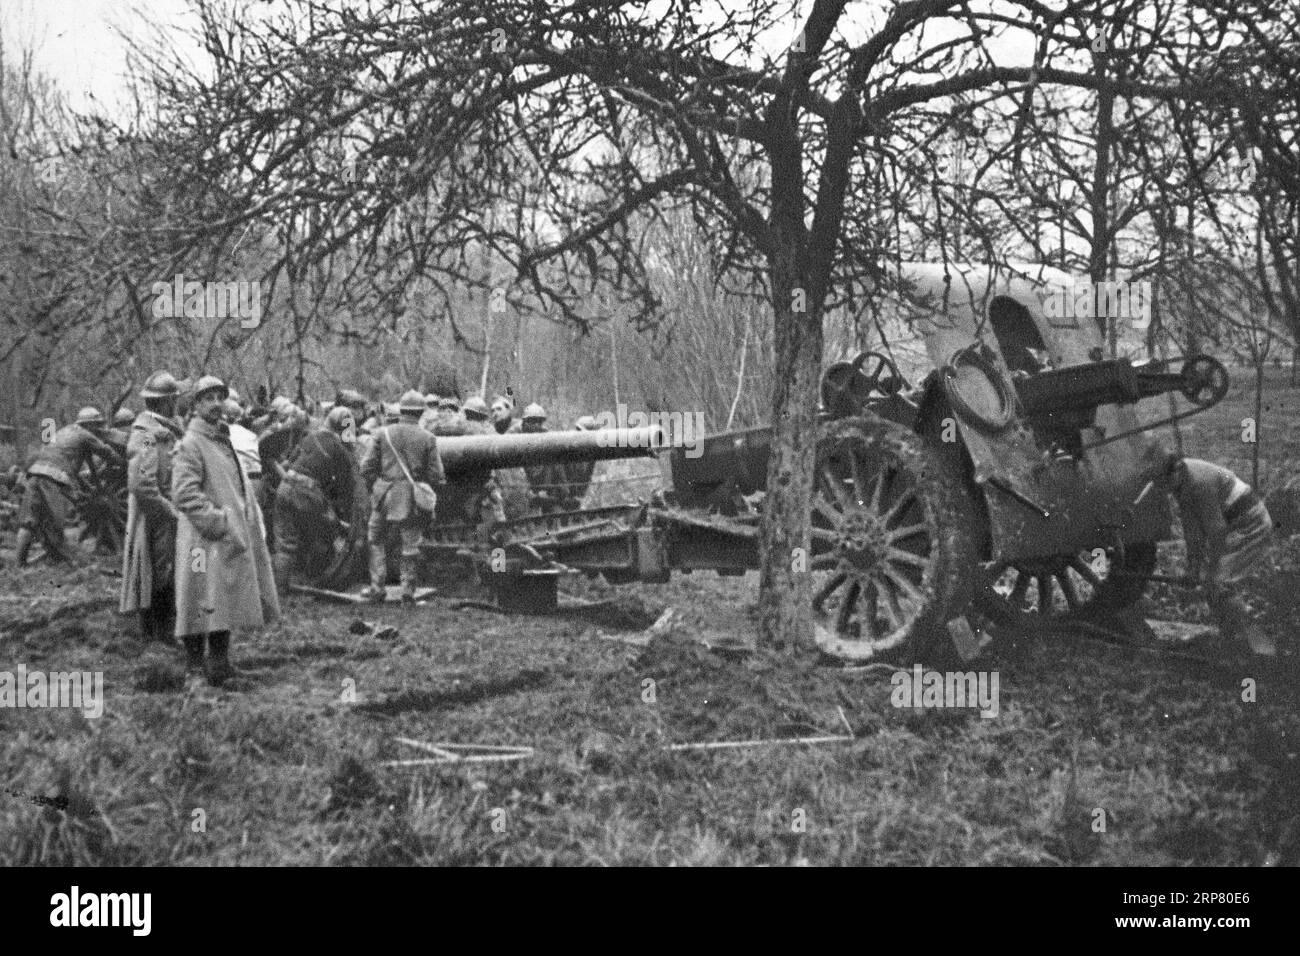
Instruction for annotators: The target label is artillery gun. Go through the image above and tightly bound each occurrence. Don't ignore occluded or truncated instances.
[414,263,1230,664]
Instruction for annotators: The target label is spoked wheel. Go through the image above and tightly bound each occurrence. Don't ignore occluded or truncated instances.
[978,542,1157,624]
[809,417,978,663]
[75,459,128,554]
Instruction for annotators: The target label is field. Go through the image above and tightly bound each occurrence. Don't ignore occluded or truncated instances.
[1,368,1297,866]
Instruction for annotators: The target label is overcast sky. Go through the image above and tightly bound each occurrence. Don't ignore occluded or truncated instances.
[0,0,203,116]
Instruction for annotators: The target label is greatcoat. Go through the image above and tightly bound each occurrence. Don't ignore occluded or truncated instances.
[119,410,183,613]
[172,416,280,637]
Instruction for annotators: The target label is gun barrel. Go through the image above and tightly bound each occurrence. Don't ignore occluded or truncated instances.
[437,426,665,473]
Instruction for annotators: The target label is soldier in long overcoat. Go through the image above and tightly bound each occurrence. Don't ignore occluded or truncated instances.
[120,372,184,643]
[172,376,280,685]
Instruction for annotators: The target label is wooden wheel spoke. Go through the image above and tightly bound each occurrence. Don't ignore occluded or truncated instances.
[877,575,906,627]
[848,452,869,506]
[1058,572,1081,609]
[881,565,925,605]
[820,464,853,510]
[888,523,928,542]
[883,488,918,526]
[863,580,881,635]
[835,581,861,634]
[811,527,838,543]
[868,470,886,512]
[809,553,841,569]
[813,572,847,611]
[1036,575,1053,613]
[812,496,842,525]
[1008,572,1032,605]
[887,547,929,569]
[1069,557,1103,588]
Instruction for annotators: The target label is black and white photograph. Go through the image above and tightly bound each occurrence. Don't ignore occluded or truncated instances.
[0,0,1295,895]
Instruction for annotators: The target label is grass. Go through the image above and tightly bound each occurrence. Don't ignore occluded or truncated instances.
[0,369,1297,866]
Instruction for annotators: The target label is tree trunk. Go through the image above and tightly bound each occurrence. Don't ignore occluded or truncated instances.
[757,283,823,652]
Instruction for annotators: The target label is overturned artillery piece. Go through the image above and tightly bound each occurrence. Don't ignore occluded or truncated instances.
[424,263,1231,664]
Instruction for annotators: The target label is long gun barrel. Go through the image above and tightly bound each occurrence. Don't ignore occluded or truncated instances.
[1014,355,1228,429]
[437,426,665,474]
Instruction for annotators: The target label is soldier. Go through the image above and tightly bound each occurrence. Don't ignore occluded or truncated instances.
[359,389,445,603]
[1161,455,1276,656]
[433,396,465,436]
[449,397,508,529]
[120,373,184,644]
[107,408,136,451]
[419,393,441,433]
[490,394,519,435]
[15,407,123,566]
[273,404,358,592]
[172,375,279,685]
[519,403,562,513]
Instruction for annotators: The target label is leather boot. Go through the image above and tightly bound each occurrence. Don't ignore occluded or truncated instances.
[205,631,235,686]
[183,636,206,674]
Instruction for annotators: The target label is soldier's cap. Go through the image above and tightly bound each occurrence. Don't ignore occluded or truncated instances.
[463,396,490,419]
[522,403,547,421]
[223,399,243,419]
[113,408,135,426]
[399,389,427,412]
[192,375,229,402]
[438,396,460,411]
[575,415,598,430]
[337,389,367,408]
[425,392,439,405]
[76,406,105,426]
[139,371,180,399]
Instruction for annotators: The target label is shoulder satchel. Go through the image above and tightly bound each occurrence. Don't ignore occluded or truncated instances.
[382,426,437,513]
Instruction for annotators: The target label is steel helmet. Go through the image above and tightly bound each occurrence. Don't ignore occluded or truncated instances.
[222,399,243,420]
[192,375,228,402]
[522,403,547,421]
[399,389,427,412]
[575,415,598,431]
[383,402,401,421]
[462,396,490,419]
[139,371,180,399]
[113,407,135,427]
[337,389,367,409]
[425,392,439,406]
[438,396,460,411]
[76,406,105,426]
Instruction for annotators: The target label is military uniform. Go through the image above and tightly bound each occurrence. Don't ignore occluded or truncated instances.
[450,413,507,526]
[173,376,279,685]
[360,402,445,599]
[120,409,184,642]
[274,427,357,590]
[1170,458,1275,655]
[16,419,120,564]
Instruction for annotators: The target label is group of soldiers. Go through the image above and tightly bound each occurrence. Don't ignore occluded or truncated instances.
[10,372,602,685]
